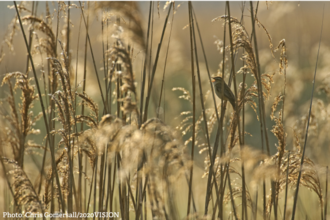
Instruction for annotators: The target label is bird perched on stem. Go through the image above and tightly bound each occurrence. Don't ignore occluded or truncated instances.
[212,76,236,108]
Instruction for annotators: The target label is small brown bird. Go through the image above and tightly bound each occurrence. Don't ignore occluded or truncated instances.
[212,76,236,108]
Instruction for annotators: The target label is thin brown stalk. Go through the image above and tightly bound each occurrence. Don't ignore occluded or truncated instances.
[211,128,223,220]
[99,152,105,212]
[226,162,239,220]
[249,1,270,153]
[249,2,270,219]
[144,192,147,220]
[25,2,37,75]
[80,1,89,132]
[57,41,77,214]
[139,1,152,126]
[274,39,288,220]
[74,11,83,213]
[136,5,166,215]
[187,2,195,216]
[126,176,137,212]
[147,4,154,107]
[117,77,121,118]
[157,4,174,119]
[219,4,228,218]
[188,3,221,216]
[66,1,70,68]
[325,166,328,219]
[52,3,61,213]
[81,2,90,214]
[79,1,108,114]
[93,156,98,220]
[253,188,258,220]
[101,12,109,112]
[106,10,111,113]
[105,161,112,212]
[64,1,74,213]
[86,159,97,213]
[117,154,125,218]
[291,4,325,220]
[226,3,248,220]
[142,3,172,123]
[192,7,227,219]
[33,3,52,195]
[110,157,117,212]
[242,29,249,220]
[100,148,108,213]
[240,3,248,218]
[283,151,291,220]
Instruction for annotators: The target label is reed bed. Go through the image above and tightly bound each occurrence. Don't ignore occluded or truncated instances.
[0,1,329,220]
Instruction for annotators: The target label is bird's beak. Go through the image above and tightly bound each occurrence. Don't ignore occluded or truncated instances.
[211,78,215,82]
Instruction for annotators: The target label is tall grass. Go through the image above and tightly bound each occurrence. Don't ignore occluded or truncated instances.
[0,1,328,220]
